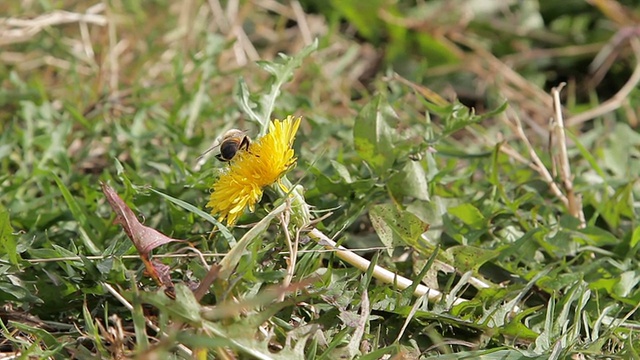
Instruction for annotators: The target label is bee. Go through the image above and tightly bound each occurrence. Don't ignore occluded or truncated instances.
[197,129,251,163]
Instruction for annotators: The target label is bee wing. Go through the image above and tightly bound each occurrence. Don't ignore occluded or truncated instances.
[196,139,222,163]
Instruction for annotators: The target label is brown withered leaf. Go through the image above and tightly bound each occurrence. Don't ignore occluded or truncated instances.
[101,182,183,287]
[101,182,183,255]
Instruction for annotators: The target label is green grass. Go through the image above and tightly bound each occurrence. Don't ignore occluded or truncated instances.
[2,1,640,359]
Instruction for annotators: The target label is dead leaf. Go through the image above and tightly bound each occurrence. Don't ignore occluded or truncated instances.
[101,182,183,287]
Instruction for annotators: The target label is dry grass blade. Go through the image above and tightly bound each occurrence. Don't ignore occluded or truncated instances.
[0,8,106,46]
[551,84,585,227]
[395,294,426,343]
[193,264,221,302]
[391,72,451,107]
[345,290,370,357]
[502,109,570,208]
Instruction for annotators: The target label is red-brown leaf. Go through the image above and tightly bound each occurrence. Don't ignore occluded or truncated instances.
[101,182,183,257]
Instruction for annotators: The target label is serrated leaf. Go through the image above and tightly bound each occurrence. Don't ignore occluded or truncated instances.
[425,101,507,143]
[102,183,184,288]
[238,39,318,134]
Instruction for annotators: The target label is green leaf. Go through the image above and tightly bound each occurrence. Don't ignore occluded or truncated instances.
[51,172,101,255]
[420,348,546,359]
[218,201,287,280]
[0,281,41,303]
[415,32,460,66]
[10,321,69,350]
[448,203,486,229]
[0,203,19,265]
[446,245,499,273]
[601,123,640,178]
[387,160,430,202]
[577,226,619,247]
[612,271,640,298]
[353,96,398,175]
[330,0,385,40]
[138,284,202,326]
[369,203,430,255]
[632,226,640,248]
[499,306,541,341]
[150,188,235,245]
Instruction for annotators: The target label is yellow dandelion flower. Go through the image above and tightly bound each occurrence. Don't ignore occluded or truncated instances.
[206,116,301,225]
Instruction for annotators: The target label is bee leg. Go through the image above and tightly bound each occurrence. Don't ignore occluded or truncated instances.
[215,154,228,162]
[242,137,260,157]
[240,137,251,151]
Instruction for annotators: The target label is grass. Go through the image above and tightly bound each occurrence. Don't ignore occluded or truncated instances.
[2,0,640,359]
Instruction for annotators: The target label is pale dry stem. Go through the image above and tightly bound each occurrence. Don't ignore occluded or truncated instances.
[308,228,467,307]
[207,0,258,66]
[279,198,299,302]
[106,4,120,97]
[496,84,585,226]
[567,37,640,126]
[502,109,570,208]
[0,5,104,73]
[551,84,586,227]
[291,0,314,45]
